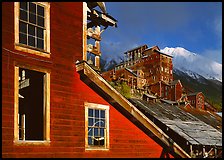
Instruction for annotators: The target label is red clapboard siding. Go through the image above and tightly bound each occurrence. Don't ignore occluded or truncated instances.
[2,2,165,158]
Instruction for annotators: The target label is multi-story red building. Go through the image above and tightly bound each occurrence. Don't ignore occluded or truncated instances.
[3,2,192,158]
[102,45,179,99]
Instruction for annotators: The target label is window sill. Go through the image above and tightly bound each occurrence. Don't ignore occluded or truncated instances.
[14,140,51,146]
[15,43,51,58]
[85,147,109,151]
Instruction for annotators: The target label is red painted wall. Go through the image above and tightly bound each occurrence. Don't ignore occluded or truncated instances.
[2,2,165,158]
[170,81,183,101]
[187,93,205,110]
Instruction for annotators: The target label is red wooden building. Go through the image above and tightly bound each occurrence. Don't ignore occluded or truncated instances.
[2,2,190,158]
[187,92,205,110]
[170,80,183,101]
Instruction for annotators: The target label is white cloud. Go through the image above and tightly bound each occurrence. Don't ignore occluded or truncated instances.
[202,49,222,64]
[214,16,222,37]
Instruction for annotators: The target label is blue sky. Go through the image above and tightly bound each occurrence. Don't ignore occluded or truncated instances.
[100,2,222,64]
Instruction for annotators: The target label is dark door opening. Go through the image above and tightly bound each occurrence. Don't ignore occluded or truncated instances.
[18,67,45,140]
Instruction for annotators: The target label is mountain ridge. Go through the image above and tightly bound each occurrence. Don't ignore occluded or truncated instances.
[160,47,222,82]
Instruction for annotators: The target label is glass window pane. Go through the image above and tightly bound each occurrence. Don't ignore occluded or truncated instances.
[95,118,100,127]
[94,128,99,136]
[37,5,44,17]
[88,137,92,145]
[100,119,105,127]
[20,2,27,10]
[19,33,27,45]
[88,127,93,136]
[88,118,93,126]
[100,110,105,118]
[37,38,44,49]
[88,108,93,117]
[29,13,36,24]
[95,110,99,118]
[37,16,44,27]
[28,24,35,36]
[29,2,36,14]
[19,22,27,34]
[99,138,104,146]
[20,10,28,21]
[28,36,35,47]
[100,128,104,137]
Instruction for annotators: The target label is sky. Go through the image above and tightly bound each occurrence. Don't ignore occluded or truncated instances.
[100,2,222,64]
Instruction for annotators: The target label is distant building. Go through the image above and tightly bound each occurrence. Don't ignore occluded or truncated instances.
[170,80,183,101]
[187,92,204,110]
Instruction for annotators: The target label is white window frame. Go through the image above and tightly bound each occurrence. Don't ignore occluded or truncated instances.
[14,2,50,58]
[85,102,109,150]
[14,65,50,145]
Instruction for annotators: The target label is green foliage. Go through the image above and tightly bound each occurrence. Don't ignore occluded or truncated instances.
[109,81,131,98]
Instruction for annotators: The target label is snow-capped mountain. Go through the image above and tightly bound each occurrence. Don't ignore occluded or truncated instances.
[160,47,222,82]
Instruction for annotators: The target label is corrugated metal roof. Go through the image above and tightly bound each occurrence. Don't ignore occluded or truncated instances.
[130,98,222,147]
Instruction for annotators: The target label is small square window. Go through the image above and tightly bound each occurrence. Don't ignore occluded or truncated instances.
[19,22,27,34]
[29,12,36,24]
[37,38,44,49]
[20,2,27,11]
[37,28,44,39]
[20,10,28,21]
[28,35,35,47]
[28,24,35,36]
[29,3,36,14]
[37,5,44,17]
[37,16,44,27]
[19,33,27,45]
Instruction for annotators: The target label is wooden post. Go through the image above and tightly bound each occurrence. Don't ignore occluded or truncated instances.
[190,145,193,157]
[83,2,88,61]
[21,114,25,140]
[95,55,100,70]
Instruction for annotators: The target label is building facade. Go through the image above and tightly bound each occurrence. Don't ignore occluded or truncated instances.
[2,2,181,158]
[187,92,205,110]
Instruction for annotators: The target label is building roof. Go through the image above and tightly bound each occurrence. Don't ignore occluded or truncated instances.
[124,44,148,54]
[129,98,222,148]
[170,80,181,86]
[143,93,157,99]
[125,68,138,77]
[148,80,170,86]
[160,99,177,105]
[187,92,203,96]
[180,106,222,133]
[154,49,173,58]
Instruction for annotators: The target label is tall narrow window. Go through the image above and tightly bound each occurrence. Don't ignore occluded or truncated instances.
[15,2,50,57]
[14,66,50,142]
[85,102,109,150]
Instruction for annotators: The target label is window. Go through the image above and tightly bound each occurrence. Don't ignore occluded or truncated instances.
[14,66,50,143]
[85,102,109,150]
[14,2,50,57]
